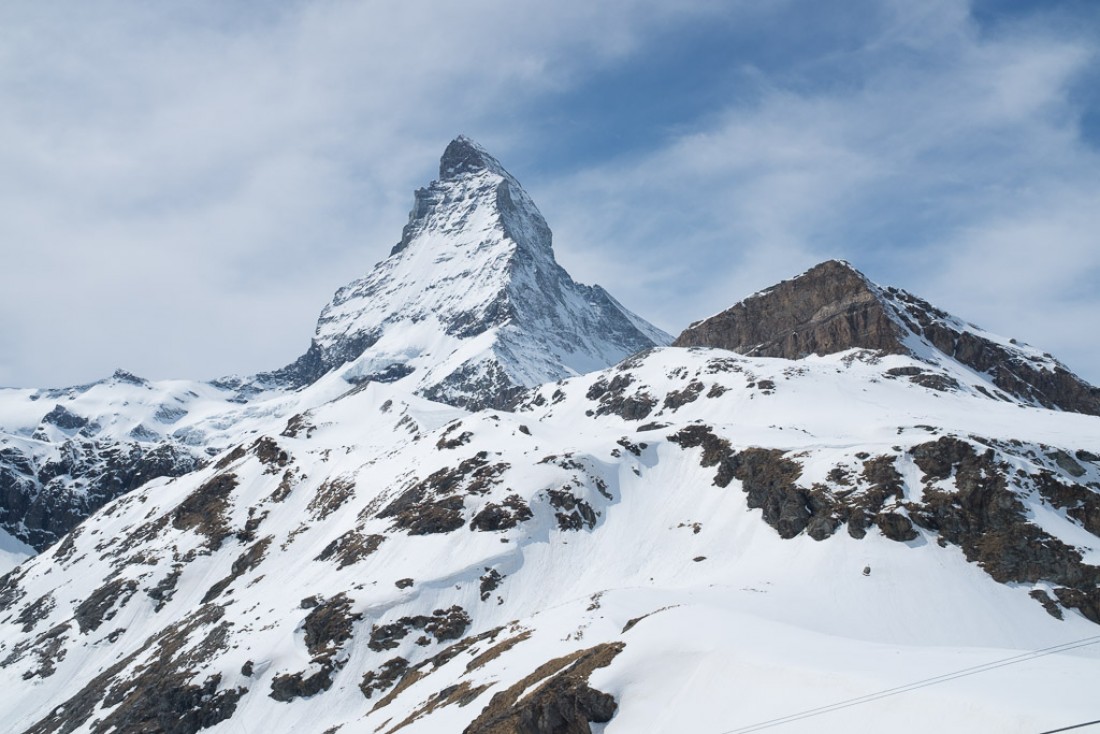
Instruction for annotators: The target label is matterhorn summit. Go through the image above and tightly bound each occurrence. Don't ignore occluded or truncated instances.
[271,135,671,408]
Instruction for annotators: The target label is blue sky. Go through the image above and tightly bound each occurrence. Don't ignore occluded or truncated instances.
[1,0,1098,386]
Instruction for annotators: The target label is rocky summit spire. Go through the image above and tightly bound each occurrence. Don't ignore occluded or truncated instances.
[439,135,508,180]
[675,259,1100,416]
[267,136,671,407]
[391,135,548,259]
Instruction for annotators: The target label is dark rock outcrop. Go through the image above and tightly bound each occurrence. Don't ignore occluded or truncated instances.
[201,536,272,603]
[75,579,138,633]
[367,606,472,652]
[270,593,363,702]
[668,423,1100,623]
[171,472,239,550]
[892,289,1100,415]
[585,373,657,421]
[728,448,813,540]
[464,642,623,734]
[40,405,89,432]
[470,495,533,532]
[674,261,903,359]
[314,530,385,569]
[908,438,1100,589]
[0,439,200,552]
[24,604,243,734]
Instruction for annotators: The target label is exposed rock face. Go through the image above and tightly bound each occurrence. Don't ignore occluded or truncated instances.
[22,604,243,734]
[0,439,200,552]
[464,642,623,734]
[896,291,1100,416]
[675,260,1100,416]
[907,437,1100,622]
[270,593,363,702]
[674,260,903,359]
[667,418,1100,623]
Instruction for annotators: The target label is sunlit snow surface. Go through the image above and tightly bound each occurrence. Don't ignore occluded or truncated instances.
[0,348,1097,733]
[0,530,32,575]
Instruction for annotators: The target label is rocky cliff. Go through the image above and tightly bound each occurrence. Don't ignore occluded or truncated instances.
[675,259,1100,416]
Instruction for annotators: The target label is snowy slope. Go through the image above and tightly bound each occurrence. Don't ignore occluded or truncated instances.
[0,530,32,576]
[0,369,334,551]
[1,346,1097,734]
[2,137,1098,734]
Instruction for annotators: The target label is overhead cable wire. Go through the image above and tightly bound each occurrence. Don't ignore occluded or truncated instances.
[1039,719,1100,734]
[717,634,1100,734]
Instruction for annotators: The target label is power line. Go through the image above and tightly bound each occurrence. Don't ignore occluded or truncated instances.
[1040,720,1100,734]
[717,634,1100,734]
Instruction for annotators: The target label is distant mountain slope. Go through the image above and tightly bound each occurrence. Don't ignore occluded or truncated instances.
[0,530,33,576]
[674,259,1100,416]
[0,345,1097,733]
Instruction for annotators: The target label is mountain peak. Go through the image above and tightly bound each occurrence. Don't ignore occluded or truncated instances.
[807,258,862,276]
[266,135,670,407]
[439,135,507,180]
[675,259,900,358]
[675,259,1100,416]
[781,259,874,290]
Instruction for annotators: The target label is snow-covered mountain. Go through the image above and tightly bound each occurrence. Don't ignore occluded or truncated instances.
[0,137,668,565]
[1,238,1098,733]
[0,367,367,563]
[263,135,670,408]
